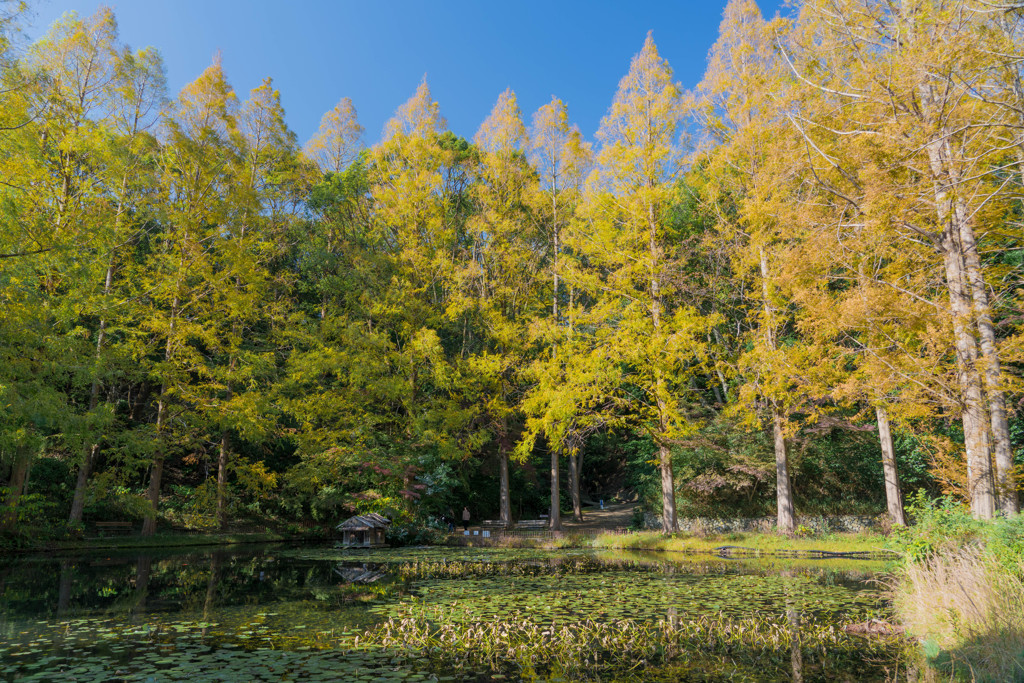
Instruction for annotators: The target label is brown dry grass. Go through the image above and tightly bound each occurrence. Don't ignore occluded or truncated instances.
[894,546,1024,682]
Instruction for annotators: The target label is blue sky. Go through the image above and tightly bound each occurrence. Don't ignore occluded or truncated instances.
[29,1,787,147]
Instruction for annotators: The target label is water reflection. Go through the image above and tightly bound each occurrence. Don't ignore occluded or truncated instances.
[132,554,152,621]
[333,564,389,584]
[57,559,73,617]
[0,545,901,682]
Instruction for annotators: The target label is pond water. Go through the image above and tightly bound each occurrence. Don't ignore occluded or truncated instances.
[0,544,906,682]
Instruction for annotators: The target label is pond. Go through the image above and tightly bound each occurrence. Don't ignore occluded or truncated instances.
[0,544,907,681]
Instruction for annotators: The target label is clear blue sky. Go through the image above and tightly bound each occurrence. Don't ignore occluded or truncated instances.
[29,1,788,147]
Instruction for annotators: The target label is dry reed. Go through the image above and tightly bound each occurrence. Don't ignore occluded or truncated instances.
[894,545,1024,681]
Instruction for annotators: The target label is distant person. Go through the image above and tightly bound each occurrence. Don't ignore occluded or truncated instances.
[445,508,455,532]
[462,506,471,531]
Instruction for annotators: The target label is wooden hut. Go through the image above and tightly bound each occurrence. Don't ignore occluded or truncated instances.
[336,513,390,548]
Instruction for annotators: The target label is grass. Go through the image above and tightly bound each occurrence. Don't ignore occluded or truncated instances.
[884,497,1024,682]
[894,545,1024,682]
[588,529,892,555]
[444,528,896,560]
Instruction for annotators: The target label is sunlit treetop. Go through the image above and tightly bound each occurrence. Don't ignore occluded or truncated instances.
[170,53,239,141]
[305,96,364,174]
[474,88,526,156]
[383,76,446,141]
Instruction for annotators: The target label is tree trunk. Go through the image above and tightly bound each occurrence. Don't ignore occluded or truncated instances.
[955,203,1017,515]
[142,456,164,537]
[940,236,996,519]
[217,432,229,530]
[649,199,676,533]
[498,421,511,527]
[217,356,235,531]
[68,445,96,528]
[1,452,31,532]
[760,251,795,534]
[773,410,796,534]
[658,442,677,533]
[549,447,561,531]
[569,452,583,522]
[70,168,130,526]
[143,287,180,537]
[919,74,997,519]
[875,406,906,526]
[549,183,562,535]
[142,383,169,537]
[70,311,107,526]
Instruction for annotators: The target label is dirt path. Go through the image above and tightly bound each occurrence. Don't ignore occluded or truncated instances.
[560,502,636,532]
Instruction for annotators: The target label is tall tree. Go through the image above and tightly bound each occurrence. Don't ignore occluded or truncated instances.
[139,57,241,535]
[787,0,1022,517]
[205,77,300,529]
[697,0,809,533]
[584,33,708,532]
[8,8,166,528]
[305,96,364,174]
[67,44,166,527]
[526,96,591,525]
[461,88,552,527]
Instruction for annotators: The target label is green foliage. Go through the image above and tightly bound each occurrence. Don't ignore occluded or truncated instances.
[890,492,1024,572]
[0,3,1019,548]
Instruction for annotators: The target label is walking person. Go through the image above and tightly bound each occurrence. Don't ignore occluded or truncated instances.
[462,506,471,531]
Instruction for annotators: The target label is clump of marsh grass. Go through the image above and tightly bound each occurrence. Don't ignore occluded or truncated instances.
[395,556,604,581]
[894,545,1024,682]
[364,611,904,680]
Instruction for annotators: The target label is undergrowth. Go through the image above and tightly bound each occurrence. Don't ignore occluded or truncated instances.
[889,493,1024,682]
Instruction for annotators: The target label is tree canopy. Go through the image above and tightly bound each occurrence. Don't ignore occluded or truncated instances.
[2,2,1022,542]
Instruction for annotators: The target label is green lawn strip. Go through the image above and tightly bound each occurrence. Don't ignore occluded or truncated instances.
[589,530,896,556]
[6,530,325,554]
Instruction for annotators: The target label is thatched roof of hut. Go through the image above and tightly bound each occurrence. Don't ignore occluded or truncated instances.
[336,513,390,531]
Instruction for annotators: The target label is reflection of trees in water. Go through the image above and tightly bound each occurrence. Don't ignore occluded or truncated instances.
[131,555,152,622]
[203,551,223,622]
[0,548,301,623]
[2,547,882,639]
[57,560,73,617]
[333,563,389,584]
[788,605,803,683]
[782,569,803,683]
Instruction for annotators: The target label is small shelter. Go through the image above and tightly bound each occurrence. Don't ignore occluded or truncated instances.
[336,513,390,548]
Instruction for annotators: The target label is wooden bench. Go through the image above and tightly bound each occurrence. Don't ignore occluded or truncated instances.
[481,520,509,530]
[94,521,134,535]
[514,519,549,530]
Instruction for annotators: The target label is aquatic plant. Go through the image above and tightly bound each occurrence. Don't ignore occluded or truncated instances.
[365,611,907,680]
[0,544,904,681]
[373,564,887,627]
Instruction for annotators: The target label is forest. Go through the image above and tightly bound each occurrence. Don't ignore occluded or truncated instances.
[1,0,1022,544]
